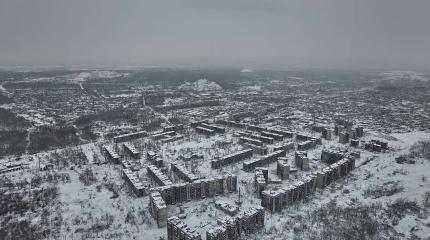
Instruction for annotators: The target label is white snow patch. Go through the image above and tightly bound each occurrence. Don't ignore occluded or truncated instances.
[239,85,261,91]
[178,78,222,92]
[380,71,429,82]
[69,71,125,83]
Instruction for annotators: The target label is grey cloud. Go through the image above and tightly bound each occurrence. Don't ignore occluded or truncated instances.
[0,0,429,70]
[183,0,289,14]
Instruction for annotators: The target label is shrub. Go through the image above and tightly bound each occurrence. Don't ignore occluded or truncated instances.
[79,168,97,186]
[300,203,382,240]
[89,213,114,232]
[409,141,430,161]
[385,198,421,224]
[423,191,430,208]
[29,125,80,153]
[363,181,404,199]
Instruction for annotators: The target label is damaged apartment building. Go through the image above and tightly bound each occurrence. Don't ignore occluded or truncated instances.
[103,145,120,163]
[295,151,310,171]
[243,150,286,171]
[147,165,173,186]
[206,207,265,240]
[167,216,202,240]
[149,191,168,228]
[261,157,356,212]
[296,133,322,151]
[365,139,389,152]
[254,168,268,197]
[150,175,237,205]
[123,142,140,159]
[211,149,253,169]
[171,162,199,182]
[122,168,146,197]
[277,158,290,180]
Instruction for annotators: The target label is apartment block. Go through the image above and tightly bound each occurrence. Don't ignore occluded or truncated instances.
[171,163,199,182]
[238,137,264,147]
[123,142,140,159]
[113,130,147,143]
[122,168,146,197]
[151,175,237,205]
[167,216,201,240]
[243,150,286,172]
[260,131,284,141]
[211,149,253,169]
[147,165,173,186]
[277,159,290,180]
[206,207,265,240]
[103,145,120,163]
[294,151,309,171]
[149,191,168,228]
[255,168,268,197]
[195,126,215,136]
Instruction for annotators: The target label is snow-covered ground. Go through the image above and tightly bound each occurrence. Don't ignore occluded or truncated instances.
[380,71,429,82]
[68,71,126,83]
[256,131,430,239]
[4,70,126,85]
[56,130,430,239]
[1,128,429,240]
[239,85,262,91]
[17,111,56,126]
[178,78,222,92]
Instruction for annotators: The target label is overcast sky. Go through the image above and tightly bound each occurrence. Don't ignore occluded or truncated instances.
[0,0,429,70]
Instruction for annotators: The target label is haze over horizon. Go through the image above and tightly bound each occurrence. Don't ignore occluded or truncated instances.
[1,0,429,71]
